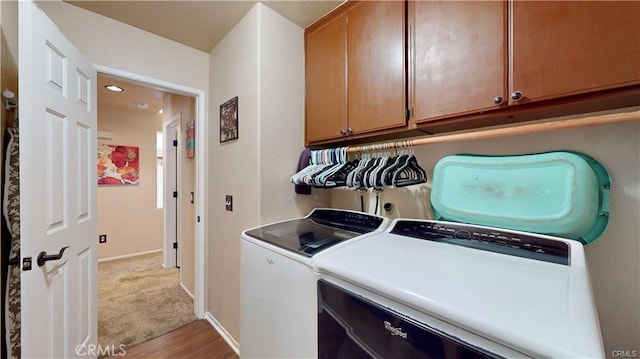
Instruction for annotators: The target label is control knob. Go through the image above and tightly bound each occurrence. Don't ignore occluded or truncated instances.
[454,230,471,240]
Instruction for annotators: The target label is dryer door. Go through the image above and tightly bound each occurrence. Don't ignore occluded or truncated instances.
[317,279,501,359]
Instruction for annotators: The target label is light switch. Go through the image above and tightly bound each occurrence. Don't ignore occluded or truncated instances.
[225,195,233,211]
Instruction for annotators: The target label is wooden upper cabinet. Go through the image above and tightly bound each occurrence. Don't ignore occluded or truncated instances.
[306,1,639,142]
[412,1,506,123]
[510,1,640,105]
[347,1,406,134]
[305,13,348,144]
[305,1,406,145]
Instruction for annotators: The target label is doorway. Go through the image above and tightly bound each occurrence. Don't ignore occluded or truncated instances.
[95,71,203,349]
[95,66,206,319]
[96,72,198,280]
[96,68,205,309]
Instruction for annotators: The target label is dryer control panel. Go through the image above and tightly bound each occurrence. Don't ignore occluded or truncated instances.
[391,220,570,265]
[310,209,384,234]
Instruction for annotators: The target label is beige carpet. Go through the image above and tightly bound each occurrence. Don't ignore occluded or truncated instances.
[98,252,196,354]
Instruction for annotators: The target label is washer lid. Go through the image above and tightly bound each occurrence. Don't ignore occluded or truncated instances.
[314,219,604,358]
[244,209,385,257]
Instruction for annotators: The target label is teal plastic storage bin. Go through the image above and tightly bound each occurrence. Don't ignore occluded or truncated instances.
[431,152,611,244]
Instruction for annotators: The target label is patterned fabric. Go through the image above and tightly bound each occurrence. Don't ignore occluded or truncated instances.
[3,124,20,359]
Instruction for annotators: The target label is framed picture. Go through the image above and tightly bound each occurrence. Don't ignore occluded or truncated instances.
[220,96,238,143]
[97,144,139,185]
[185,120,195,158]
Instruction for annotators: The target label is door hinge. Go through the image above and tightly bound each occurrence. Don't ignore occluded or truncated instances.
[173,242,178,249]
[173,191,178,198]
[197,215,201,223]
[173,140,178,147]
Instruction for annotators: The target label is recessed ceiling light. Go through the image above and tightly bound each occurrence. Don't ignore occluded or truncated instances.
[137,102,149,109]
[105,84,124,92]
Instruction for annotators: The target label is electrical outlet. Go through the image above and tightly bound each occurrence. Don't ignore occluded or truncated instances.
[99,234,107,244]
[225,195,233,211]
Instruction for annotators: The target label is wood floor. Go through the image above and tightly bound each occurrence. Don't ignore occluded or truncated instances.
[116,320,238,359]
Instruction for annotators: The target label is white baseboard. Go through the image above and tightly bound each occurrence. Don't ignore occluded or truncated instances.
[98,248,163,263]
[204,312,240,355]
[180,282,194,300]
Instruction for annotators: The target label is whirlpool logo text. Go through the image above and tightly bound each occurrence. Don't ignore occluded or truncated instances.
[384,321,408,339]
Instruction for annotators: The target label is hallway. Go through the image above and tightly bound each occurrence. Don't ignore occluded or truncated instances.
[99,252,195,350]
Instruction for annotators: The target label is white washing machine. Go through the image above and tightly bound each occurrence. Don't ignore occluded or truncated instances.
[240,209,389,359]
[314,218,604,358]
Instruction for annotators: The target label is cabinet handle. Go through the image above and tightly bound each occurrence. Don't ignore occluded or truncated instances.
[493,96,504,105]
[346,128,353,135]
[511,91,523,101]
[339,129,347,136]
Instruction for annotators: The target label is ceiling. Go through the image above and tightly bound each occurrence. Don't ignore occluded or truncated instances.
[86,1,343,115]
[98,74,165,114]
[65,0,344,53]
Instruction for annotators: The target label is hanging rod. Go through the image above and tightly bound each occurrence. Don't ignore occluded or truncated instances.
[347,109,640,153]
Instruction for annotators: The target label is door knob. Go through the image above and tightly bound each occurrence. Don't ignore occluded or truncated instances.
[346,128,353,135]
[37,246,69,267]
[493,96,504,105]
[511,91,523,101]
[339,129,347,136]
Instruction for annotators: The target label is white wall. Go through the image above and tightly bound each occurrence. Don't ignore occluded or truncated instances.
[258,4,328,223]
[208,3,329,344]
[208,6,260,346]
[97,106,163,260]
[332,115,640,355]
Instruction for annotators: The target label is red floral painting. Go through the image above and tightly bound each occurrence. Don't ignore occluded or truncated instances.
[98,144,139,185]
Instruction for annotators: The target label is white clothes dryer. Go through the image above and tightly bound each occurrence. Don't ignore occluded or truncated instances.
[314,218,604,358]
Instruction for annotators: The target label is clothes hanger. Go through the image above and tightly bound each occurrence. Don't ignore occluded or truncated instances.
[346,154,368,188]
[348,154,376,189]
[365,145,389,188]
[361,157,381,188]
[373,144,403,188]
[381,154,407,187]
[323,159,359,188]
[381,141,411,187]
[314,148,351,187]
[392,143,427,187]
[290,149,334,185]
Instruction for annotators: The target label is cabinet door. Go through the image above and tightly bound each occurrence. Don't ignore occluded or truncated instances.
[348,1,406,135]
[511,1,640,105]
[305,13,348,143]
[412,1,506,123]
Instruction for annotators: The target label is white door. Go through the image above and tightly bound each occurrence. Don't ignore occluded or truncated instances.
[19,1,98,357]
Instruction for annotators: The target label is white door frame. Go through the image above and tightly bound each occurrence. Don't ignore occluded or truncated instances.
[163,114,182,269]
[94,64,207,318]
